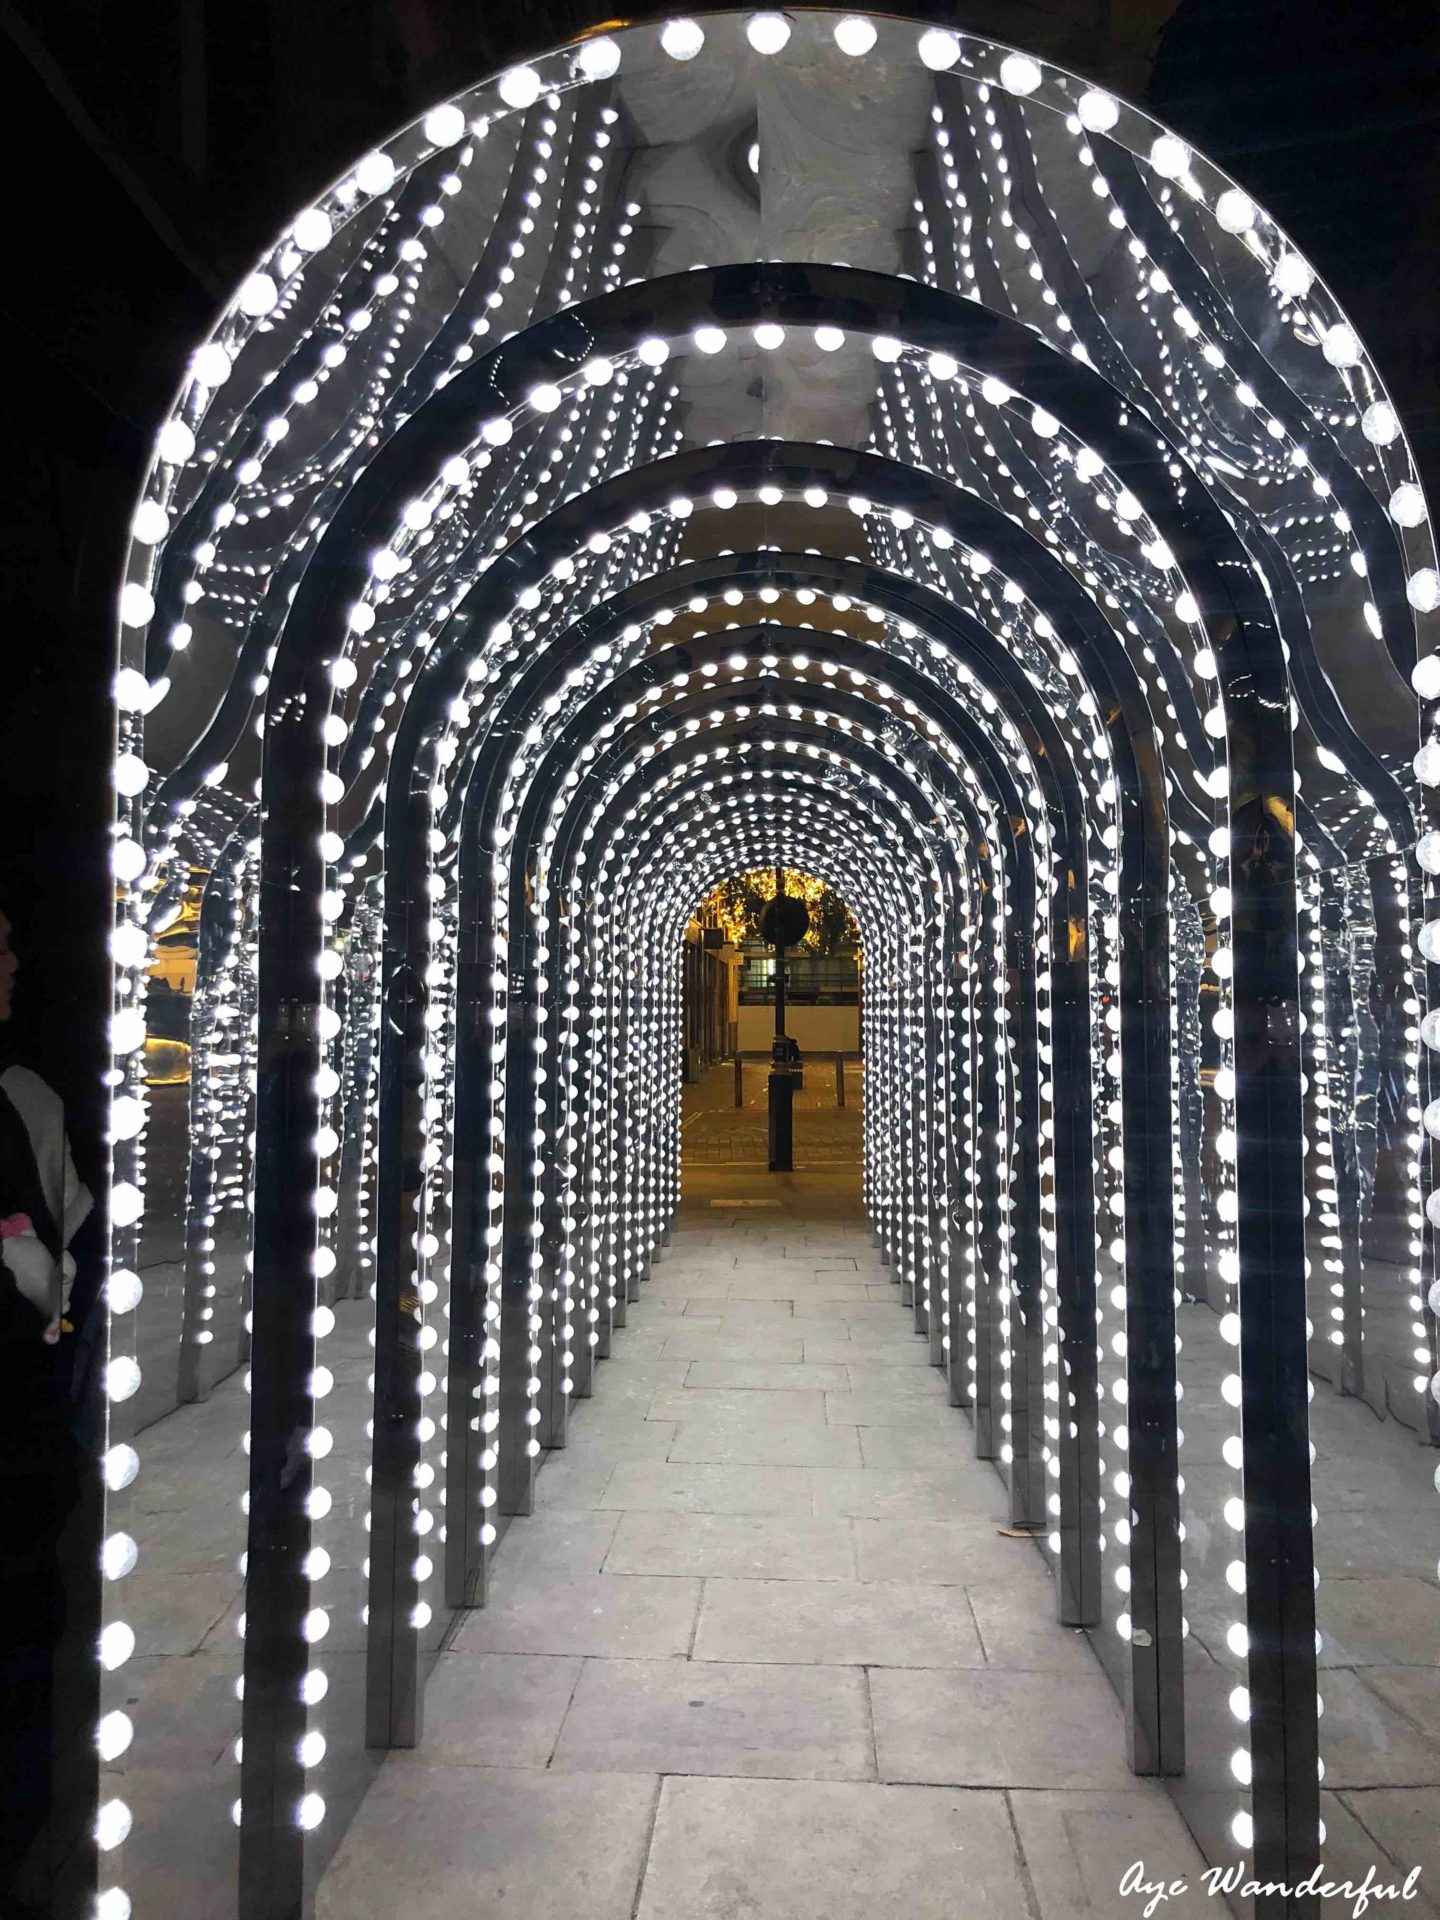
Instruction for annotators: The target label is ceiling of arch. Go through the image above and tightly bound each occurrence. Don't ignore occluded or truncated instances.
[117,7,1437,894]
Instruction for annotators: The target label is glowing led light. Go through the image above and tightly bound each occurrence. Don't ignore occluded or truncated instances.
[999,53,1042,95]
[103,1444,140,1491]
[356,150,397,194]
[94,1800,132,1852]
[156,418,195,464]
[577,36,622,79]
[119,583,155,629]
[497,66,542,110]
[1214,188,1255,233]
[918,27,960,69]
[1390,483,1427,528]
[99,1621,136,1670]
[1272,252,1314,297]
[292,207,333,251]
[1362,400,1400,445]
[1322,323,1361,370]
[746,13,791,54]
[833,16,876,56]
[102,1533,139,1581]
[105,1356,142,1404]
[1077,89,1119,132]
[1149,135,1190,179]
[660,16,705,62]
[238,272,279,317]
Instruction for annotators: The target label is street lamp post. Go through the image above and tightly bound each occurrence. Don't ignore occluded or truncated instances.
[763,866,808,1173]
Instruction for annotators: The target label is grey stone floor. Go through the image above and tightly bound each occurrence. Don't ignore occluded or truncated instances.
[317,1158,1218,1919]
[106,1071,1440,1917]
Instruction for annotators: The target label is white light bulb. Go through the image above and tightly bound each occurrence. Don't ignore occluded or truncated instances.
[833,16,876,56]
[94,1799,132,1852]
[238,272,279,317]
[999,53,1042,95]
[292,207,333,251]
[1390,483,1427,528]
[103,1444,140,1492]
[746,13,791,55]
[130,500,170,545]
[105,1356,142,1403]
[356,150,397,195]
[497,67,542,110]
[1077,89,1118,131]
[1149,135,1189,180]
[157,418,195,464]
[917,27,959,70]
[99,1621,136,1670]
[660,17,704,59]
[577,37,621,80]
[97,1711,133,1762]
[1215,188,1254,233]
[1272,252,1313,298]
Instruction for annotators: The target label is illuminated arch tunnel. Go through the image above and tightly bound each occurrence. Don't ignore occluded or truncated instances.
[93,13,1440,1919]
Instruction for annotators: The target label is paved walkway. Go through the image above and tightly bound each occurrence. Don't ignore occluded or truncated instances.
[318,1101,1215,1919]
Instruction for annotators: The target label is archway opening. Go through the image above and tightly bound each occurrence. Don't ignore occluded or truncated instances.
[77,14,1440,1920]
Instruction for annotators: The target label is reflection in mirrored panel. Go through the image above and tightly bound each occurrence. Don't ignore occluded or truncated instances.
[72,13,1440,1919]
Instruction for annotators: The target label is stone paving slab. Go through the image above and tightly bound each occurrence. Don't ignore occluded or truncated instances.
[683,1358,851,1391]
[693,1574,988,1668]
[316,1765,659,1920]
[667,1415,864,1468]
[854,1516,1054,1588]
[871,1666,1138,1789]
[1008,1787,1216,1917]
[660,1328,807,1361]
[1317,1575,1439,1666]
[410,1651,582,1767]
[1331,1789,1440,1917]
[648,1383,832,1424]
[635,1776,1029,1920]
[600,1459,817,1517]
[809,1465,1006,1525]
[485,1510,621,1586]
[550,1656,873,1780]
[320,1108,1307,1916]
[803,1335,931,1366]
[449,1571,702,1659]
[606,1510,857,1582]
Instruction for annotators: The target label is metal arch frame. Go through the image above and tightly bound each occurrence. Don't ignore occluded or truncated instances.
[239,259,1321,1911]
[504,633,1089,1542]
[345,422,1190,1773]
[582,764,956,1329]
[515,679,1020,1442]
[592,766,957,1396]
[572,749,966,1334]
